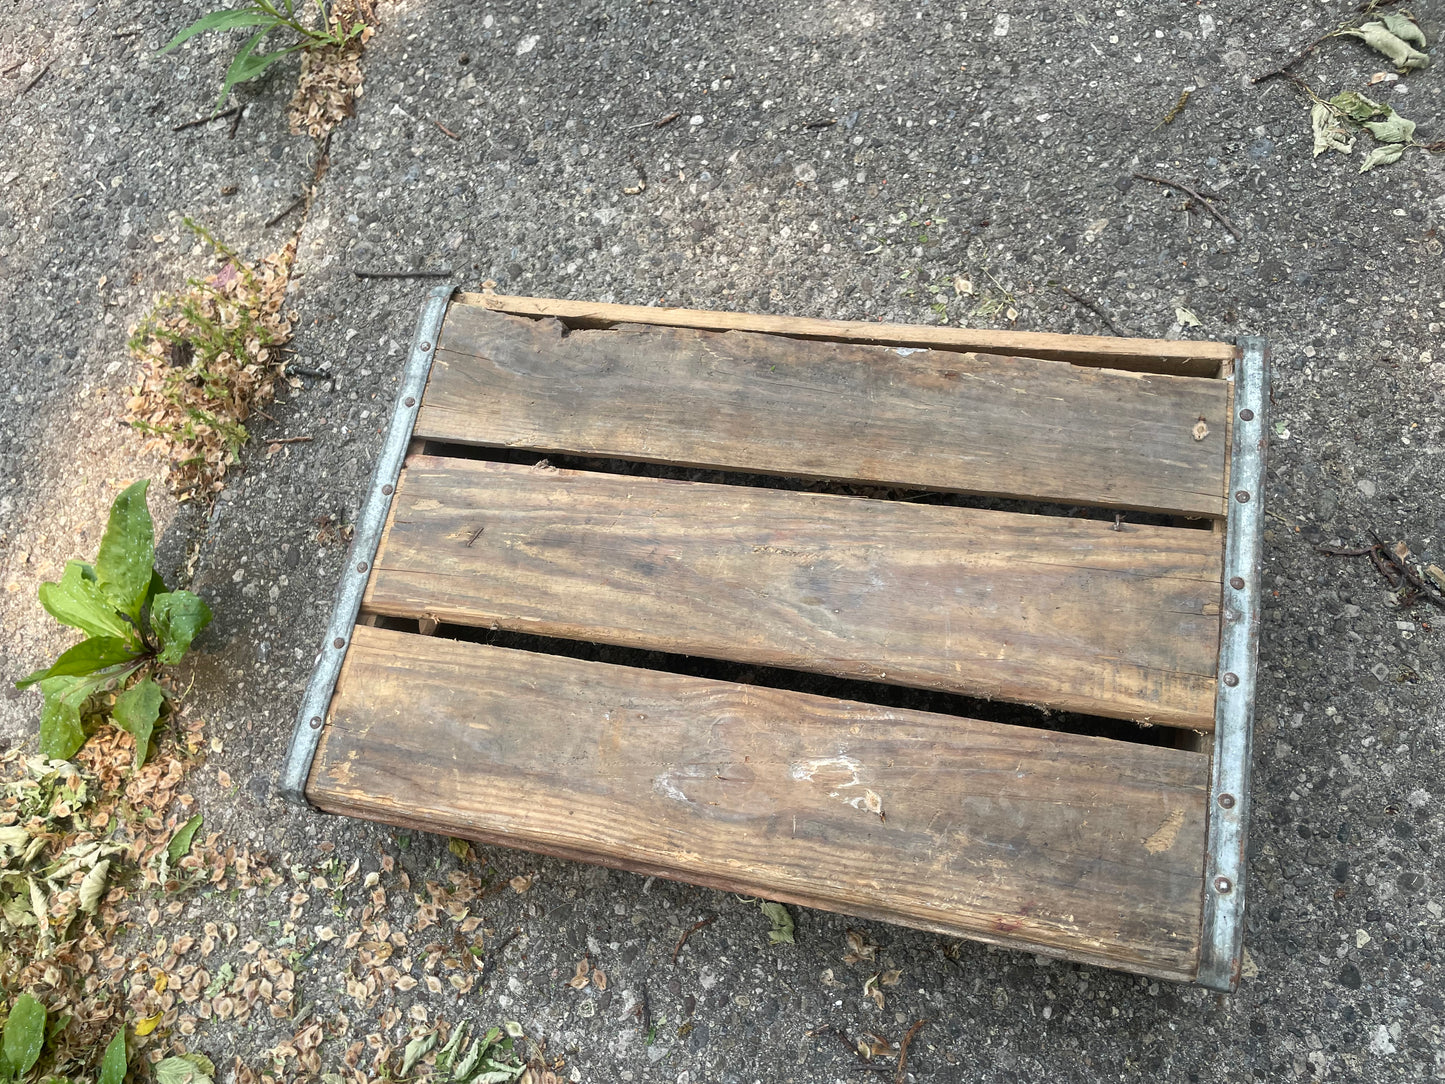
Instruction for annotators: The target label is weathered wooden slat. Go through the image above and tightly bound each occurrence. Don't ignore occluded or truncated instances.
[365,458,1222,728]
[419,307,1229,517]
[454,292,1236,377]
[309,626,1210,981]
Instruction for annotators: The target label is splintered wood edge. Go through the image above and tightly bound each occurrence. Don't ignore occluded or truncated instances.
[454,292,1237,377]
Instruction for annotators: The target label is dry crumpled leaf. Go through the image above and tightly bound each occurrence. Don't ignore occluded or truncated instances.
[1311,102,1355,157]
[1360,143,1407,173]
[567,959,590,989]
[1344,20,1430,71]
[863,972,885,1010]
[842,928,877,965]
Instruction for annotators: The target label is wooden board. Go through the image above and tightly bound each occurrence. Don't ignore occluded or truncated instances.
[309,626,1211,981]
[456,292,1236,378]
[419,306,1230,518]
[364,457,1223,728]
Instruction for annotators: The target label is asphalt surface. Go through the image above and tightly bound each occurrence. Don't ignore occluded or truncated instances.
[3,2,1445,1080]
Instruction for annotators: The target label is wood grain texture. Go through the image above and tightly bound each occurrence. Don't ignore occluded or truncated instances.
[454,292,1236,377]
[420,306,1230,517]
[309,626,1210,981]
[365,457,1223,728]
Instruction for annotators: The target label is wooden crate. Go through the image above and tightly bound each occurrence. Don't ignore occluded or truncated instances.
[282,290,1268,991]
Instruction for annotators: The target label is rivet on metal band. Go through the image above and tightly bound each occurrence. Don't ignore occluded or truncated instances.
[1198,336,1269,993]
[279,285,455,804]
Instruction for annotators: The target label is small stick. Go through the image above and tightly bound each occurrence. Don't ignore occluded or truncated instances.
[671,914,717,965]
[466,527,484,548]
[478,926,521,988]
[228,106,244,139]
[624,111,680,130]
[1251,29,1339,84]
[804,118,837,129]
[352,268,454,279]
[267,436,313,445]
[1132,172,1243,241]
[1370,532,1445,609]
[21,61,51,96]
[266,195,307,228]
[1316,543,1375,557]
[895,1019,926,1084]
[112,29,142,39]
[284,365,329,379]
[1059,285,1127,337]
[638,985,651,1036]
[433,118,460,140]
[173,106,240,132]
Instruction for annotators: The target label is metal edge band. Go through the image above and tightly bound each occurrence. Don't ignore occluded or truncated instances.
[279,285,455,804]
[1197,335,1269,991]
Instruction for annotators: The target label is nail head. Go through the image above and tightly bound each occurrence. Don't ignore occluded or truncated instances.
[1214,876,1233,894]
[404,396,416,407]
[1217,793,1236,809]
[1229,576,1245,590]
[1239,408,1255,422]
[1223,672,1239,687]
[1235,490,1250,503]
[382,484,394,495]
[309,716,322,729]
[357,562,368,573]
[333,637,346,650]
[420,342,432,352]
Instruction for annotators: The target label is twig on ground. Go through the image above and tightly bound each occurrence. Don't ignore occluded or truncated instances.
[672,914,717,964]
[1320,537,1445,610]
[284,365,329,379]
[638,984,652,1035]
[21,61,52,96]
[1132,172,1244,241]
[478,926,521,988]
[433,118,460,140]
[625,111,681,130]
[352,268,454,279]
[173,106,240,132]
[228,106,244,139]
[1251,29,1340,84]
[895,1019,926,1084]
[266,436,313,445]
[266,195,307,228]
[1059,285,1128,337]
[804,117,837,129]
[1371,532,1445,609]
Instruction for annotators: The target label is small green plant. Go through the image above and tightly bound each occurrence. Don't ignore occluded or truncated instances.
[161,1,368,110]
[15,481,212,767]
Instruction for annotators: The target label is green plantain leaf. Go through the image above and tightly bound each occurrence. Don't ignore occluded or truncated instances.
[37,673,118,761]
[112,679,165,769]
[37,561,132,642]
[2,991,46,1074]
[151,591,213,664]
[98,1029,129,1084]
[16,636,138,689]
[95,481,155,621]
[158,10,278,54]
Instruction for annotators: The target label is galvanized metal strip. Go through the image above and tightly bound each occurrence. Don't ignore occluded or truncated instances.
[279,285,454,804]
[1197,336,1269,991]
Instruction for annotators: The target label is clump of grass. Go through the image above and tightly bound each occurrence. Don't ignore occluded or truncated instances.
[127,221,296,501]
